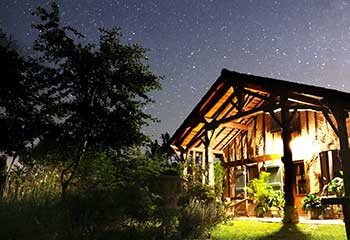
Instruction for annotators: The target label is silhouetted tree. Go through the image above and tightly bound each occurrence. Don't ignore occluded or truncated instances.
[0,29,45,197]
[148,132,179,170]
[31,2,161,198]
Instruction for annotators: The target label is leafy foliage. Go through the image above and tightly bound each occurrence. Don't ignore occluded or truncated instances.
[247,171,285,216]
[326,177,344,196]
[1,148,169,239]
[178,198,224,239]
[214,161,224,200]
[28,1,161,196]
[302,194,324,211]
[0,29,44,157]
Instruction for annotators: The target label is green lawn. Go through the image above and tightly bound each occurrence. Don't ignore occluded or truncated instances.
[212,220,346,240]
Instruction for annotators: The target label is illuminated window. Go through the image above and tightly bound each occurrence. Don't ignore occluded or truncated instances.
[195,152,203,165]
[264,164,282,190]
[234,169,247,198]
[320,150,342,188]
[294,161,307,195]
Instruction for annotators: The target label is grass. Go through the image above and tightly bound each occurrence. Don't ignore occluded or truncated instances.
[212,220,346,240]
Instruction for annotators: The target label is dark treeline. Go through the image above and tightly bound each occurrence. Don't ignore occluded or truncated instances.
[0,1,223,240]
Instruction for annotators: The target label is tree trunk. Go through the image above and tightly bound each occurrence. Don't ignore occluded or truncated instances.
[2,154,16,199]
[60,140,88,201]
[281,95,299,223]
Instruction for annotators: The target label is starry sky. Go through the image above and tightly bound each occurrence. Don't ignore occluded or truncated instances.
[2,0,350,140]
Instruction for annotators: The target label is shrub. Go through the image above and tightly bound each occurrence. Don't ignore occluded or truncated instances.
[302,194,324,211]
[178,198,224,239]
[327,177,344,196]
[179,183,216,205]
[247,171,284,216]
[214,162,224,200]
[267,190,285,209]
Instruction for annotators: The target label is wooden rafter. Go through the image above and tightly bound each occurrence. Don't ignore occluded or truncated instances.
[180,86,236,148]
[268,110,282,128]
[185,87,255,149]
[242,88,272,101]
[216,101,280,125]
[219,117,255,151]
[321,108,340,138]
[288,92,322,107]
[214,128,238,150]
[220,121,248,130]
[170,69,350,153]
[173,80,230,146]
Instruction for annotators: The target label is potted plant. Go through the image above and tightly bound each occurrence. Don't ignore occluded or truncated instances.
[327,177,344,197]
[247,172,272,217]
[247,172,285,217]
[302,194,324,219]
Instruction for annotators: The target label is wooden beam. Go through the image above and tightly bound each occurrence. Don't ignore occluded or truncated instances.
[287,92,322,107]
[252,154,282,162]
[219,117,255,151]
[184,128,206,150]
[268,110,282,128]
[215,128,239,151]
[215,102,280,125]
[213,128,236,150]
[220,121,248,130]
[179,86,237,149]
[242,88,272,101]
[186,92,257,150]
[322,197,350,205]
[321,109,340,138]
[174,82,231,146]
[207,119,248,130]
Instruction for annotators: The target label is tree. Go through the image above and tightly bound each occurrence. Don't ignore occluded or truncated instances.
[31,1,161,198]
[0,29,44,198]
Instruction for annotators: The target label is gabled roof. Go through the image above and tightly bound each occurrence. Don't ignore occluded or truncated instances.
[169,69,350,152]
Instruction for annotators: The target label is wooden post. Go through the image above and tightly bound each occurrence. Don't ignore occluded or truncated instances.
[202,147,207,185]
[281,95,299,223]
[204,134,209,185]
[204,130,215,186]
[328,104,350,239]
[192,150,196,182]
[182,149,188,180]
[208,147,215,186]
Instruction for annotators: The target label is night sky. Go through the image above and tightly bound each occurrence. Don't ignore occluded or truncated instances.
[2,0,350,140]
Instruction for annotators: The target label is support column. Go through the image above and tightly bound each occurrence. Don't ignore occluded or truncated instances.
[329,104,350,239]
[281,95,299,223]
[181,149,188,180]
[208,147,215,186]
[202,147,207,185]
[204,130,215,186]
[192,150,196,182]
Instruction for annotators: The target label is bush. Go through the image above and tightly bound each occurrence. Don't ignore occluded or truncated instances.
[179,183,216,205]
[0,197,63,240]
[178,198,224,239]
[214,162,224,200]
[302,194,323,211]
[0,148,168,239]
[327,177,344,196]
[247,171,284,216]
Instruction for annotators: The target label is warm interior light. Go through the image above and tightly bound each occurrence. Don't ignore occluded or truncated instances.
[291,135,320,160]
[270,134,320,160]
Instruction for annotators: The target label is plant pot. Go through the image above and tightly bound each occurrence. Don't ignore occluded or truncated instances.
[323,206,334,219]
[309,208,322,219]
[255,206,265,218]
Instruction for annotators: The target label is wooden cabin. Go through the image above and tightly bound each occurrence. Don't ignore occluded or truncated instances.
[169,69,350,219]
